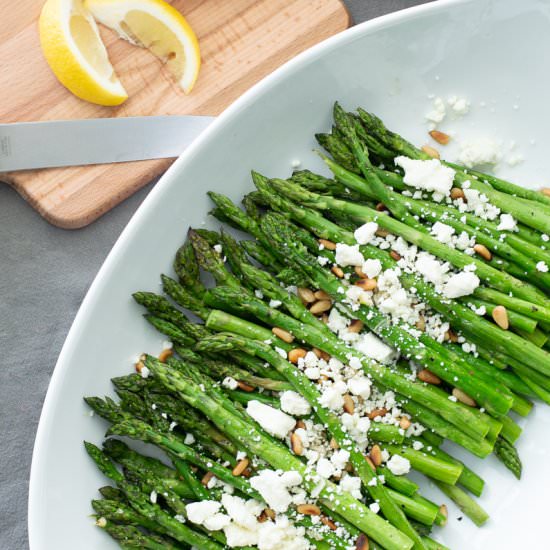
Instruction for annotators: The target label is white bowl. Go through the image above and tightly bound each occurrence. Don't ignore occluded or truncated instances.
[29,0,550,547]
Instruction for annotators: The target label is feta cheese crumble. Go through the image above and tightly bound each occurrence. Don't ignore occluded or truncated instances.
[354,222,378,245]
[443,271,480,298]
[394,156,455,200]
[246,401,295,438]
[386,454,411,475]
[458,137,501,168]
[249,470,302,513]
[280,391,312,416]
[335,243,364,267]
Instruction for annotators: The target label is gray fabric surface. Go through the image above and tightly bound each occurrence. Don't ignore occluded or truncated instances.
[0,1,428,547]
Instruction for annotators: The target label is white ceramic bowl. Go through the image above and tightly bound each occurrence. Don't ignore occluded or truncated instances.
[29,0,550,547]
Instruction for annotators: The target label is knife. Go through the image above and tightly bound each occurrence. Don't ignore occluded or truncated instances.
[0,115,215,172]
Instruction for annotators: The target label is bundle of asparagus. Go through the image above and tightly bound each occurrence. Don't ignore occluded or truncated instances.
[84,103,550,549]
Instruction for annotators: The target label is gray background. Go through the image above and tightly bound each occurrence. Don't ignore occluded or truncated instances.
[0,1,429,547]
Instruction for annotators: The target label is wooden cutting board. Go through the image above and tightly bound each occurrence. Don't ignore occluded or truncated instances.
[0,0,350,229]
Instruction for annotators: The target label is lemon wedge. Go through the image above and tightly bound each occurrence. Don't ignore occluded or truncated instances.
[85,0,201,94]
[39,0,128,106]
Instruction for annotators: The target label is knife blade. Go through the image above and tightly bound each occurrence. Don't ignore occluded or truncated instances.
[0,115,215,172]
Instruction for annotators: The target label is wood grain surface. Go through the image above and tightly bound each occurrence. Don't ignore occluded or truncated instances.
[0,0,350,228]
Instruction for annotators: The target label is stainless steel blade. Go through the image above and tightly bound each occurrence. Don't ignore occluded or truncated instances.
[0,115,215,172]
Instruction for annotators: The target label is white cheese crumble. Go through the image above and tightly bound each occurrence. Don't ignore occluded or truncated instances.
[386,454,411,475]
[222,377,239,390]
[369,502,381,514]
[457,137,501,168]
[280,391,312,416]
[354,222,378,245]
[430,222,455,244]
[184,433,195,445]
[335,243,364,267]
[447,95,470,116]
[186,501,230,531]
[394,156,455,200]
[536,261,549,273]
[443,271,480,298]
[362,258,383,278]
[140,366,150,379]
[353,332,395,364]
[425,97,446,127]
[246,401,295,438]
[213,244,223,254]
[249,470,302,513]
[496,213,518,232]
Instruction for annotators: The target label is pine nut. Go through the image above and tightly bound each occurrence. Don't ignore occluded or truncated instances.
[376,202,387,211]
[390,250,401,261]
[375,228,390,238]
[314,290,332,301]
[418,369,442,385]
[355,266,368,278]
[272,327,294,343]
[368,408,388,419]
[310,300,332,315]
[365,456,376,471]
[415,316,426,332]
[450,187,465,200]
[158,349,173,362]
[295,419,306,430]
[429,129,450,145]
[421,144,440,159]
[297,287,316,303]
[473,244,492,261]
[348,320,364,333]
[312,347,322,359]
[297,504,321,516]
[444,329,459,343]
[331,266,344,278]
[201,471,215,486]
[135,353,146,373]
[321,515,338,531]
[288,348,307,364]
[232,458,249,476]
[321,313,329,324]
[452,387,477,407]
[257,511,268,523]
[399,417,412,430]
[343,394,355,414]
[291,432,303,455]
[330,437,340,450]
[439,504,448,525]
[540,188,550,198]
[370,444,382,467]
[237,381,255,392]
[492,305,509,330]
[319,239,337,251]
[355,278,377,291]
[356,533,370,550]
[264,508,276,520]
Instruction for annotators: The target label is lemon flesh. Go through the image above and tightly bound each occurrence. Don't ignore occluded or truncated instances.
[85,0,201,93]
[39,0,128,106]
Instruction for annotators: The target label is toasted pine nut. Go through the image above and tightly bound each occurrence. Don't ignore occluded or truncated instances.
[473,244,492,261]
[376,202,387,211]
[418,369,442,385]
[257,511,268,523]
[297,287,316,303]
[365,456,376,471]
[356,533,370,550]
[291,432,303,455]
[314,290,332,301]
[368,408,388,420]
[319,239,336,251]
[321,313,329,324]
[264,508,276,520]
[355,278,377,291]
[272,327,294,343]
[312,347,323,359]
[343,394,355,414]
[421,144,440,159]
[297,503,321,516]
[288,348,307,364]
[232,458,249,476]
[370,444,382,467]
[310,300,332,315]
[444,329,459,343]
[331,266,344,278]
[492,305,509,330]
[415,316,426,332]
[237,381,255,392]
[348,319,364,333]
[450,187,465,200]
[399,416,412,430]
[452,388,477,407]
[330,437,340,450]
[354,266,368,278]
[375,228,390,238]
[158,349,173,363]
[390,250,401,261]
[540,188,550,198]
[295,419,306,430]
[321,515,338,531]
[439,504,448,525]
[429,129,450,145]
[135,353,146,373]
[201,471,215,486]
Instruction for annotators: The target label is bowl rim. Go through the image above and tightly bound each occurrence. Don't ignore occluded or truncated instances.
[27,0,467,546]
